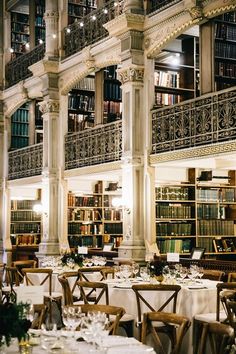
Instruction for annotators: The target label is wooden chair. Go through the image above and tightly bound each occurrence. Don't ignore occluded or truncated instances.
[227,273,236,282]
[58,276,82,306]
[132,284,181,342]
[76,280,109,305]
[31,304,47,329]
[66,304,125,335]
[141,312,191,354]
[196,322,235,354]
[22,268,62,324]
[3,266,22,302]
[202,269,225,281]
[61,271,81,301]
[100,267,115,280]
[12,260,37,282]
[78,267,107,282]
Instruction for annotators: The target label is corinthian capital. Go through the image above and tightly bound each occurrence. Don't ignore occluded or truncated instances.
[38,99,59,114]
[118,67,144,84]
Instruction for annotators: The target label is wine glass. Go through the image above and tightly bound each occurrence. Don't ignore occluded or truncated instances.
[132,263,140,278]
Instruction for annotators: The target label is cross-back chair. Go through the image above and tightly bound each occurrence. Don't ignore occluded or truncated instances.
[31,304,47,329]
[100,267,115,280]
[76,280,109,305]
[66,304,125,335]
[3,266,22,302]
[141,312,191,354]
[132,284,181,342]
[78,267,107,282]
[196,322,235,354]
[12,260,37,282]
[61,271,81,301]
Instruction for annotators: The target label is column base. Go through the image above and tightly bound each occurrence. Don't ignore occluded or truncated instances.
[117,244,146,262]
[36,242,60,266]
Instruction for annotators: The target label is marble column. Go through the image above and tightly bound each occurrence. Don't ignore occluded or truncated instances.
[44,0,59,59]
[124,0,143,14]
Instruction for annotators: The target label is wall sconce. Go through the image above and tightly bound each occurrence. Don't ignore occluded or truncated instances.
[111,197,131,214]
[33,203,48,217]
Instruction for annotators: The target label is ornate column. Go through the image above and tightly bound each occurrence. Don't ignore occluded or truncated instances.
[124,0,143,14]
[44,0,59,59]
[0,105,12,264]
[118,66,146,261]
[37,98,61,263]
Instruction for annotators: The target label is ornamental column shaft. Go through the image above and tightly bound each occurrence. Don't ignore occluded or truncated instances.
[44,0,59,58]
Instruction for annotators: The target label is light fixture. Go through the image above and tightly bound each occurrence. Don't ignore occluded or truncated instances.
[103,8,108,14]
[39,39,44,44]
[66,28,71,33]
[25,43,30,49]
[91,15,96,21]
[10,48,14,53]
[80,22,84,27]
[52,34,57,39]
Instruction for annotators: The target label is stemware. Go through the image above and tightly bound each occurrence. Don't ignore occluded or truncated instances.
[132,263,140,278]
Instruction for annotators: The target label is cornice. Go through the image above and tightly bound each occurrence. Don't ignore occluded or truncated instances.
[104,13,145,38]
[203,1,236,18]
[150,141,236,164]
[29,59,59,77]
[64,161,122,178]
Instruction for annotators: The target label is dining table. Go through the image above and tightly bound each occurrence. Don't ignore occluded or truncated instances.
[100,278,220,354]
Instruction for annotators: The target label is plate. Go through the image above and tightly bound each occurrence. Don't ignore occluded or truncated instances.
[188,285,207,289]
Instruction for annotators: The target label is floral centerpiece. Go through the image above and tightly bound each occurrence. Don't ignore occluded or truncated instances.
[148,256,167,282]
[60,250,84,269]
[0,302,31,347]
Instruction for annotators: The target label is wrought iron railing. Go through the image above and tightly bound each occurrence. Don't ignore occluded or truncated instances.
[65,120,122,170]
[5,44,45,88]
[64,0,124,58]
[8,143,43,180]
[147,0,182,15]
[151,87,236,154]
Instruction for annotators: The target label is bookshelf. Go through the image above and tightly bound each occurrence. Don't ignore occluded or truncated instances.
[154,36,198,107]
[214,11,236,90]
[103,66,122,124]
[68,0,97,25]
[68,180,123,250]
[10,199,41,249]
[156,168,236,257]
[68,75,95,133]
[11,11,29,60]
[35,0,45,46]
[11,103,29,150]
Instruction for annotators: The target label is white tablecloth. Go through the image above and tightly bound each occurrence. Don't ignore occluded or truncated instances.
[101,279,219,354]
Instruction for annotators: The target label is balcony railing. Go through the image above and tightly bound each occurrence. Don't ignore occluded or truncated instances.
[64,0,124,58]
[151,87,236,155]
[147,0,182,15]
[8,143,43,180]
[5,44,45,88]
[65,120,122,170]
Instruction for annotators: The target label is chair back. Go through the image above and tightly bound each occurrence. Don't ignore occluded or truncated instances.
[202,269,224,281]
[78,267,106,282]
[22,268,53,295]
[100,267,115,280]
[61,271,80,298]
[228,273,236,282]
[58,276,74,305]
[76,281,109,305]
[216,282,236,321]
[141,312,191,354]
[5,266,22,287]
[31,304,47,329]
[132,284,181,325]
[197,322,234,354]
[66,304,125,335]
[12,260,37,281]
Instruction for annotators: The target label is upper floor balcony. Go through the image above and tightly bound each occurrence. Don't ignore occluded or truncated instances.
[8,87,236,180]
[5,0,181,88]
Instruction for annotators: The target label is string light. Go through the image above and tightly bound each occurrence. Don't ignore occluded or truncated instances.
[25,43,30,49]
[103,8,108,14]
[91,15,96,21]
[10,48,14,53]
[52,34,57,39]
[66,28,71,33]
[80,22,84,27]
[38,39,44,44]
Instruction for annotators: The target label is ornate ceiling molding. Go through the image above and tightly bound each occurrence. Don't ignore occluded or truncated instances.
[117,66,144,84]
[150,142,236,164]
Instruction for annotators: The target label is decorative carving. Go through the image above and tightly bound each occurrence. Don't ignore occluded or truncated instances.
[188,6,203,21]
[118,67,144,83]
[38,99,60,114]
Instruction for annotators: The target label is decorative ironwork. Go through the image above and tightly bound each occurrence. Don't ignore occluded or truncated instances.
[147,0,182,15]
[64,0,124,58]
[65,121,122,170]
[151,87,236,154]
[8,143,43,180]
[5,44,45,88]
